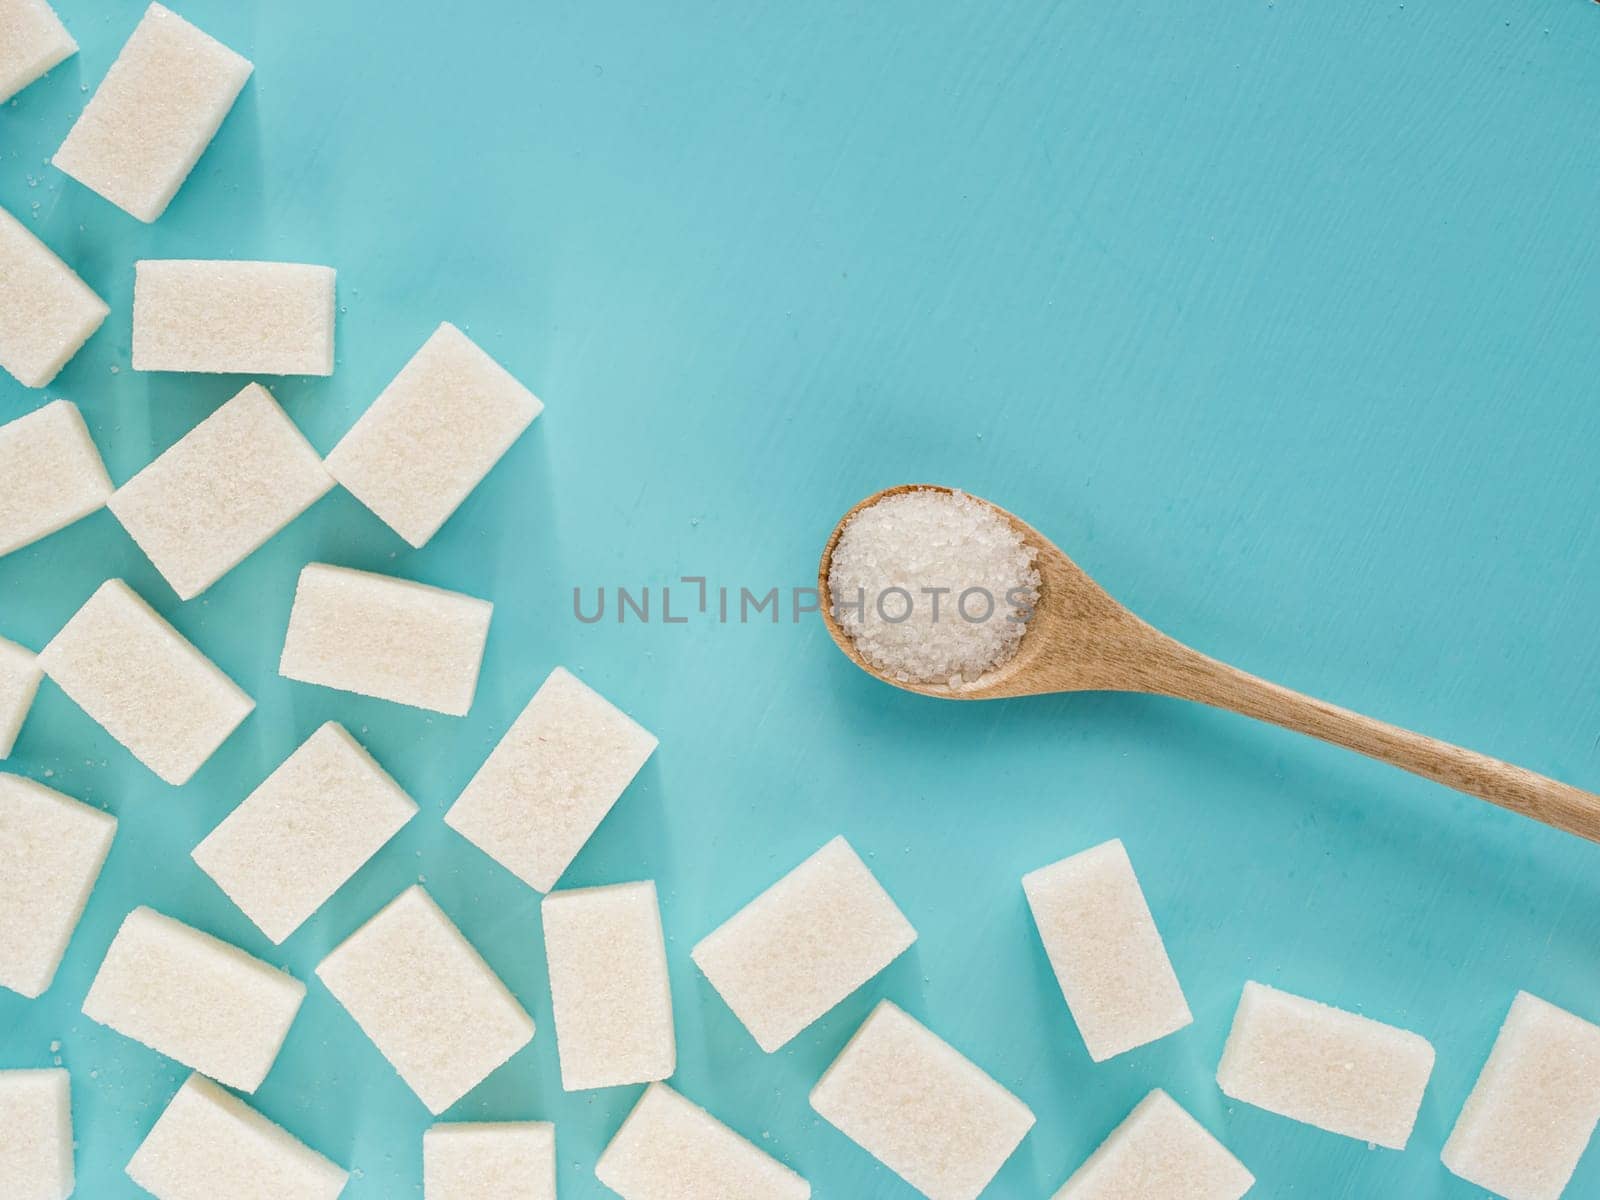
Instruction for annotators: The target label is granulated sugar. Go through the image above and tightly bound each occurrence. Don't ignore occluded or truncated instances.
[828,489,1040,686]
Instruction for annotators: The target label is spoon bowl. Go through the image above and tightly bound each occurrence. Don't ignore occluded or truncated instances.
[818,484,1156,699]
[820,485,1600,843]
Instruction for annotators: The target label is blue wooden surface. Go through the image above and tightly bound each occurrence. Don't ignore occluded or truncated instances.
[3,1,1599,1196]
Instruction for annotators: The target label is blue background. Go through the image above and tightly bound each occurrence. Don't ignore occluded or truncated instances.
[3,0,1599,1196]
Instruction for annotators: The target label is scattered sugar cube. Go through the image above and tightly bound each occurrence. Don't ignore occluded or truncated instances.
[0,400,111,558]
[596,1082,811,1200]
[691,835,916,1052]
[425,1122,555,1200]
[39,579,254,784]
[810,1000,1035,1200]
[445,667,656,892]
[1216,980,1435,1149]
[127,1074,347,1200]
[0,0,77,104]
[1022,839,1191,1061]
[0,207,109,389]
[316,886,535,1113]
[0,773,116,998]
[131,260,336,375]
[543,880,675,1090]
[1050,1089,1253,1200]
[52,3,252,223]
[0,1069,73,1200]
[279,563,492,717]
[1441,992,1600,1200]
[82,906,306,1092]
[192,722,418,944]
[0,635,43,757]
[326,322,543,548]
[108,383,334,599]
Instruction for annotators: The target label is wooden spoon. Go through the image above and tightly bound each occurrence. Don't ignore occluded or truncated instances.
[819,484,1600,843]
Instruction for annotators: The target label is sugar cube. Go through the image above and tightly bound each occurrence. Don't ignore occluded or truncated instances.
[0,1069,73,1200]
[596,1082,811,1200]
[691,835,916,1052]
[0,208,109,389]
[0,635,42,757]
[543,880,675,1090]
[425,1122,555,1200]
[82,906,305,1092]
[1022,839,1192,1061]
[316,886,535,1114]
[0,0,76,104]
[127,1074,347,1200]
[39,579,254,784]
[445,667,656,892]
[0,400,111,558]
[108,383,333,599]
[1441,992,1600,1200]
[279,564,492,716]
[1050,1090,1254,1200]
[810,1000,1036,1200]
[131,260,336,375]
[0,773,116,998]
[1216,981,1435,1149]
[325,322,543,548]
[192,722,418,943]
[52,3,252,223]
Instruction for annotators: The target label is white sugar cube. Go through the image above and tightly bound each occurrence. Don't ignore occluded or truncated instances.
[316,886,535,1114]
[445,667,655,892]
[39,579,254,784]
[132,260,336,376]
[596,1082,811,1200]
[543,880,674,1090]
[0,400,111,558]
[0,636,42,757]
[326,322,543,548]
[127,1074,348,1200]
[52,3,251,223]
[425,1122,555,1200]
[0,207,109,389]
[810,1000,1035,1200]
[0,1069,73,1200]
[83,906,305,1092]
[192,722,418,944]
[0,773,116,998]
[1441,992,1600,1200]
[691,836,916,1052]
[109,383,334,599]
[1051,1090,1253,1200]
[1216,980,1435,1149]
[279,564,492,717]
[0,0,76,104]
[1022,839,1191,1061]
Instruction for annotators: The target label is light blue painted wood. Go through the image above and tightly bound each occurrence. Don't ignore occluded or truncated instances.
[2,0,1598,1195]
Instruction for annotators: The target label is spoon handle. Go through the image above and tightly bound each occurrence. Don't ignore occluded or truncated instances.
[1148,640,1600,842]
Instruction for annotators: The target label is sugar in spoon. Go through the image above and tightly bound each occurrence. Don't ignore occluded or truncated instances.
[819,484,1600,843]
